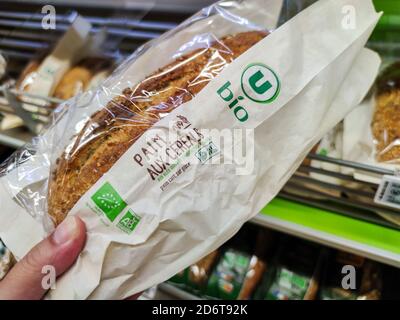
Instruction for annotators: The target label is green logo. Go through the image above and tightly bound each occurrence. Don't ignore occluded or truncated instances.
[91,182,127,222]
[240,63,280,104]
[117,209,141,234]
[216,63,280,123]
[195,141,219,164]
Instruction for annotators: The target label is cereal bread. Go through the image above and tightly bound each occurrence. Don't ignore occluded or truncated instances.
[48,31,268,225]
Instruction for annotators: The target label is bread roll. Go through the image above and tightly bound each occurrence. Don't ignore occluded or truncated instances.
[372,62,400,163]
[48,31,268,225]
[53,58,111,100]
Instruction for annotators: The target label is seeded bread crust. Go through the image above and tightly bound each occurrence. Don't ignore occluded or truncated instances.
[372,62,400,163]
[48,31,268,225]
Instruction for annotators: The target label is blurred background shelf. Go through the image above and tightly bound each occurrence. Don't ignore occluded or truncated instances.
[253,198,400,268]
[0,126,31,148]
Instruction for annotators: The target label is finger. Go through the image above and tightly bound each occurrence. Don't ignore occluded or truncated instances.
[0,216,86,300]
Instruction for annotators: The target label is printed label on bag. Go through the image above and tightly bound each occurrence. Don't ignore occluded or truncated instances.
[89,182,143,234]
[240,63,280,103]
[91,182,127,222]
[374,175,400,210]
[117,209,141,234]
[195,141,219,164]
[216,63,280,123]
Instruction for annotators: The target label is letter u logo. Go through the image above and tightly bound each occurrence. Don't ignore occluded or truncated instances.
[241,63,280,104]
[248,70,272,95]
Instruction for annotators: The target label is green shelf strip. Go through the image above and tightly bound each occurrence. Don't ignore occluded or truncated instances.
[374,0,400,16]
[372,1,400,35]
[260,198,400,255]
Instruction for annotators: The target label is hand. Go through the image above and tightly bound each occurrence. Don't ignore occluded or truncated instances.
[0,216,86,300]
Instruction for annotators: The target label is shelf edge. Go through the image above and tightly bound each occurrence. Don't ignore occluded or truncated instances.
[251,213,400,268]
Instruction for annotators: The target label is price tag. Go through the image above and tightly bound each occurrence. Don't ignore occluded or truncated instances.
[374,175,400,210]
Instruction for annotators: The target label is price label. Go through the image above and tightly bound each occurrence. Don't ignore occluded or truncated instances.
[374,175,400,209]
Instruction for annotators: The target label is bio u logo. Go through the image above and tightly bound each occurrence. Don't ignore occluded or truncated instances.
[217,63,280,122]
[241,63,280,103]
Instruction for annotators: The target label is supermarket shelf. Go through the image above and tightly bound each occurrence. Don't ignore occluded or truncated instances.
[158,283,201,300]
[252,198,400,269]
[0,127,32,149]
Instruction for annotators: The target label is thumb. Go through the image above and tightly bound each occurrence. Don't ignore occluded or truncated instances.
[0,216,86,300]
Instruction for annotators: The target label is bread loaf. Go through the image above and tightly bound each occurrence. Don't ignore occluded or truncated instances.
[372,62,400,163]
[48,31,268,225]
[53,58,111,100]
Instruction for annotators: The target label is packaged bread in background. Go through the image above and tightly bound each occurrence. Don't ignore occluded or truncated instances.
[319,250,382,300]
[205,248,253,300]
[342,61,400,180]
[372,61,400,163]
[53,57,112,101]
[14,16,114,120]
[204,228,276,300]
[237,230,277,300]
[339,61,400,226]
[168,225,271,299]
[167,250,220,294]
[17,17,91,111]
[259,237,323,300]
[17,55,113,104]
[358,259,383,300]
[186,250,220,294]
[15,58,41,93]
[236,255,266,299]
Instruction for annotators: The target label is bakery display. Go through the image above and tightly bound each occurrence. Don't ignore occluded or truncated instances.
[16,59,41,93]
[372,62,400,163]
[16,56,113,109]
[53,58,112,100]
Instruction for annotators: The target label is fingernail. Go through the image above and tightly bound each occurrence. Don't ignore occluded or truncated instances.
[52,217,79,245]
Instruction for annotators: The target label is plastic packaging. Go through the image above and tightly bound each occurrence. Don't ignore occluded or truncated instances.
[0,0,381,299]
[2,0,283,229]
[264,238,322,300]
[341,61,400,194]
[187,250,220,293]
[319,250,382,300]
[206,248,253,299]
[372,61,400,163]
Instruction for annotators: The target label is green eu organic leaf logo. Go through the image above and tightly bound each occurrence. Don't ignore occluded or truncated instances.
[240,63,280,104]
[91,182,127,222]
[117,209,141,234]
